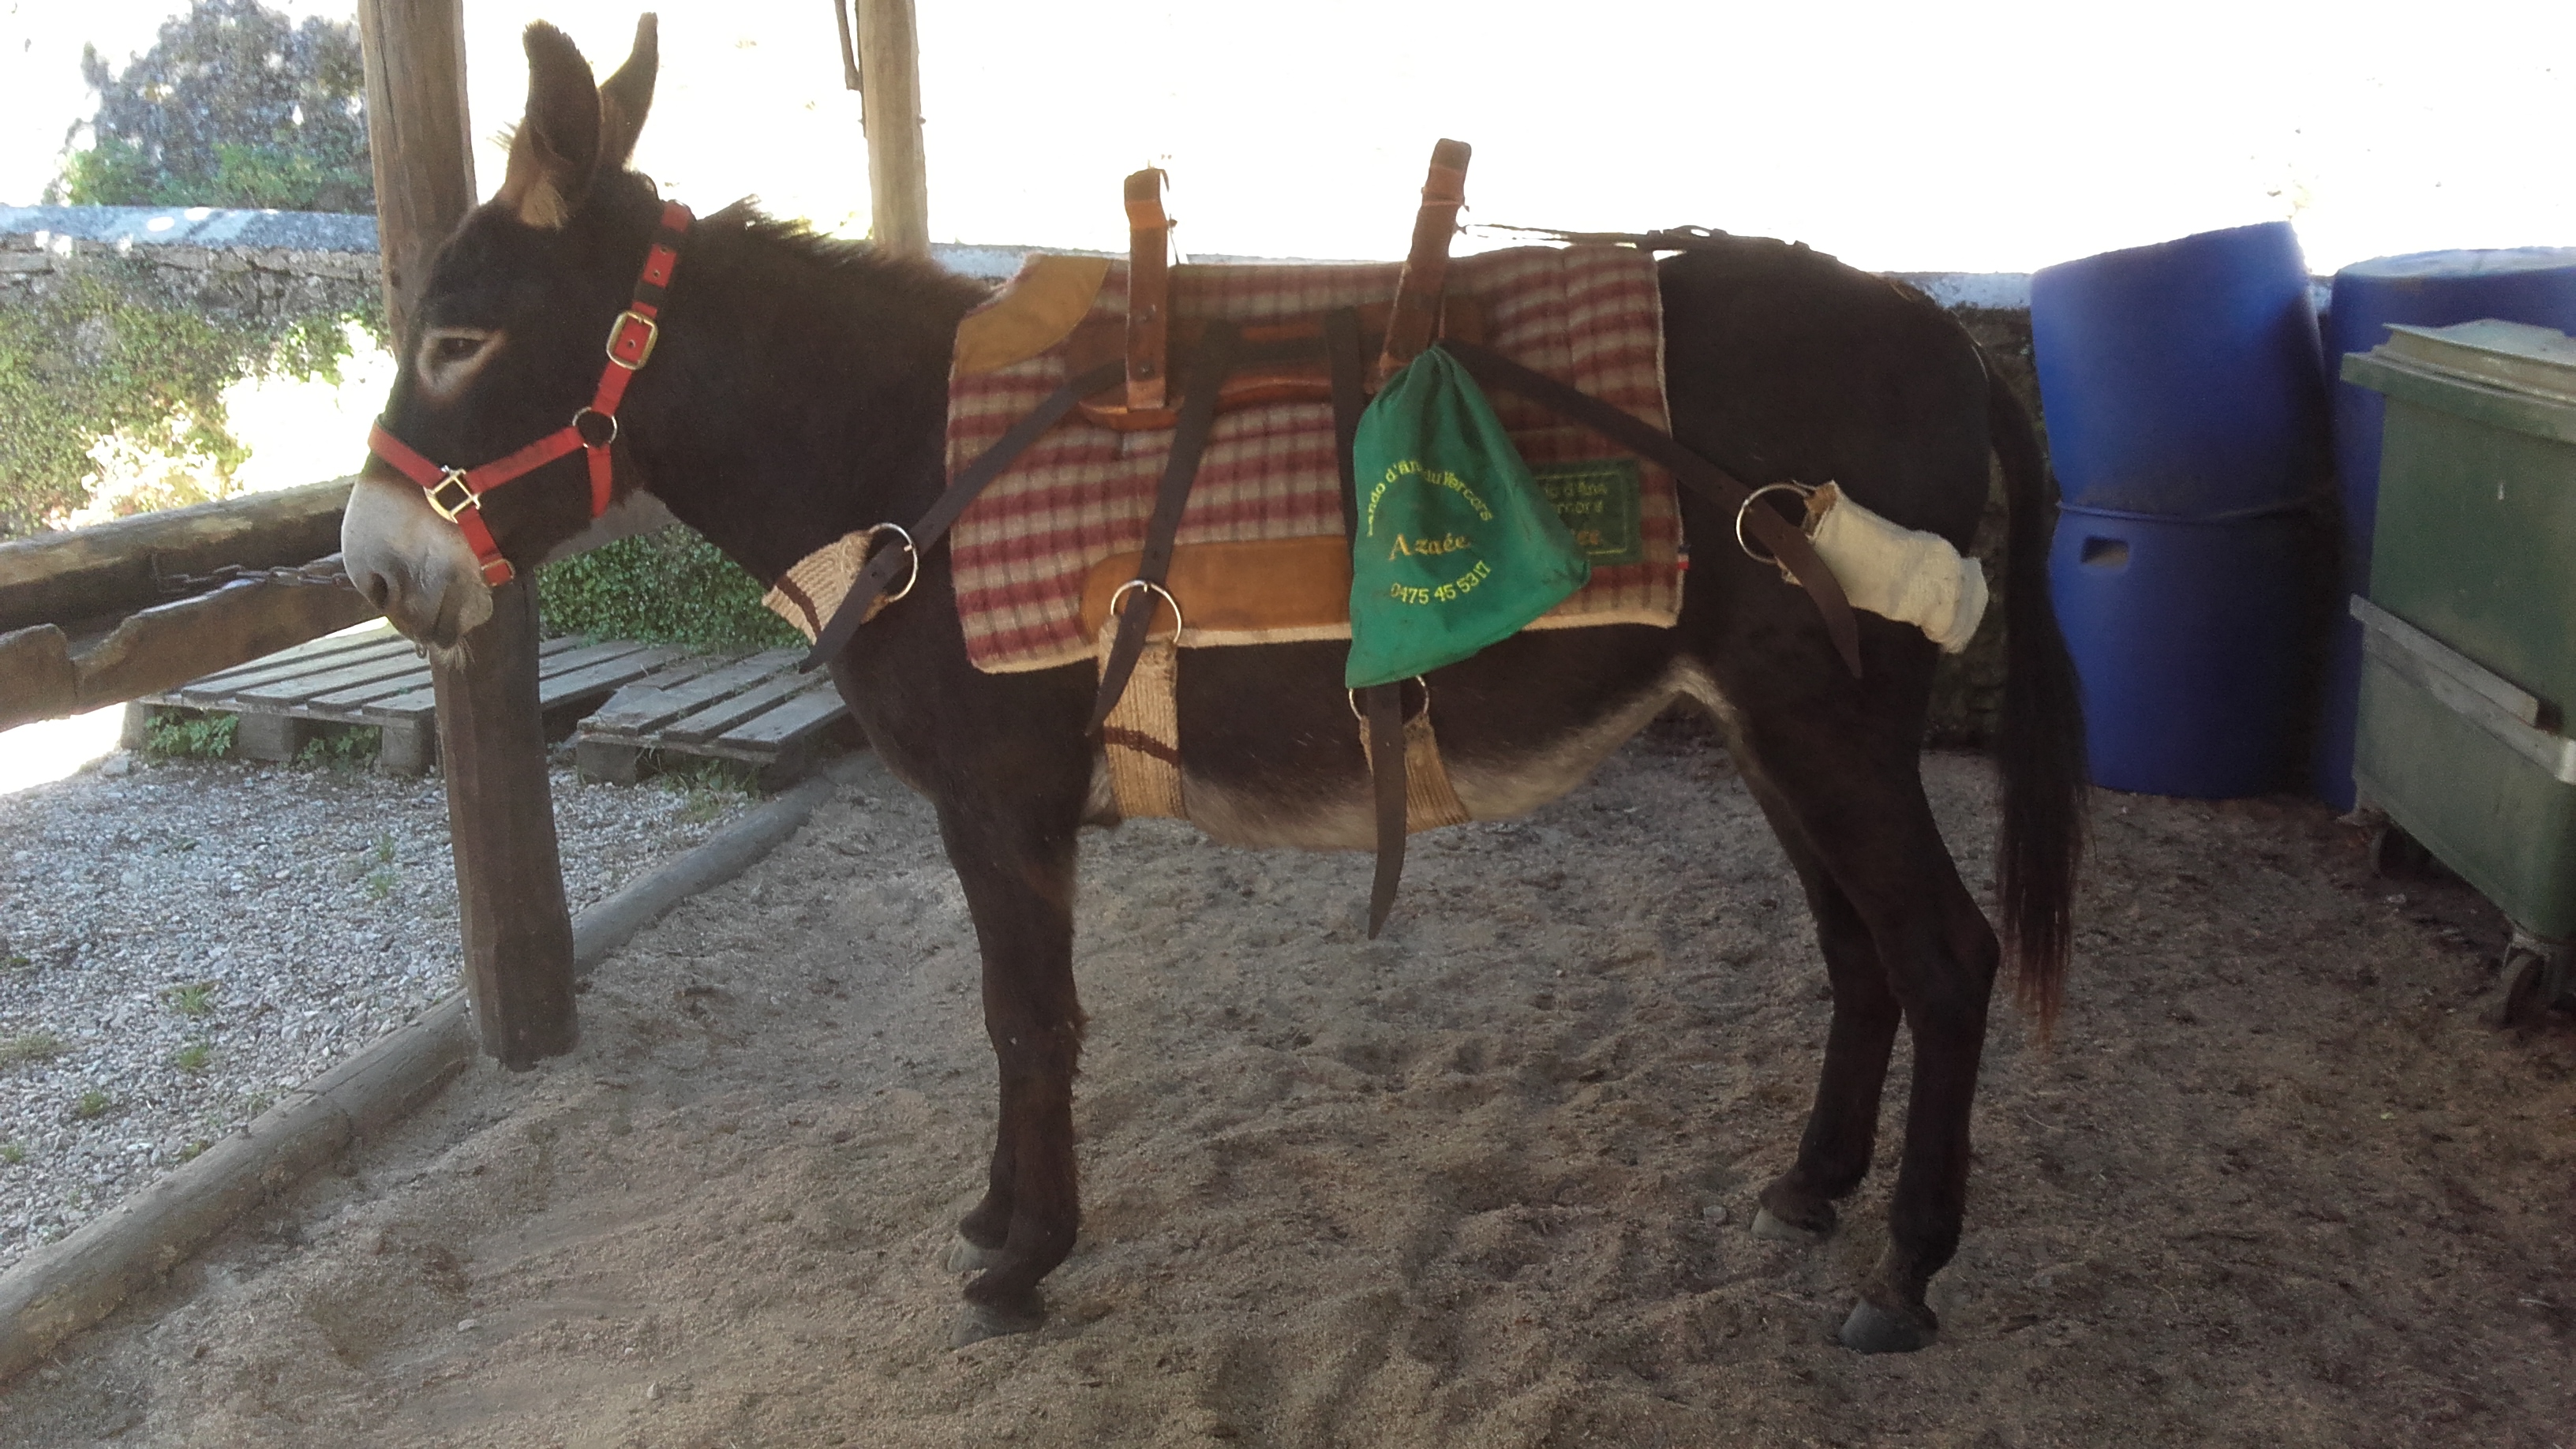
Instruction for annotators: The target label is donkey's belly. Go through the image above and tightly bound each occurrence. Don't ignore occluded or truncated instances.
[1098,657,1726,851]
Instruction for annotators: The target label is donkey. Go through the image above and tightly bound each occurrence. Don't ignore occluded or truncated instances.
[343,18,2085,1354]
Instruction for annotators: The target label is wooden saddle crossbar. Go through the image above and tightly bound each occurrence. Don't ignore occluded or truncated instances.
[799,140,1865,932]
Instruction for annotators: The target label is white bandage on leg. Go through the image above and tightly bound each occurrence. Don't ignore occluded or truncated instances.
[1797,483,1990,653]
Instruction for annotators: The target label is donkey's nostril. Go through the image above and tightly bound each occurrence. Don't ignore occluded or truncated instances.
[361,575,392,610]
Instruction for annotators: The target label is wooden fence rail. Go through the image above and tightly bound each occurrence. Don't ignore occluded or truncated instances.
[0,477,350,635]
[0,480,377,735]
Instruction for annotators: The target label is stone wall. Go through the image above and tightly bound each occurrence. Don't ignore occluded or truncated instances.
[0,207,382,326]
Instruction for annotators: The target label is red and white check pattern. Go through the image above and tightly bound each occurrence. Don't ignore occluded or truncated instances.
[947,245,1681,673]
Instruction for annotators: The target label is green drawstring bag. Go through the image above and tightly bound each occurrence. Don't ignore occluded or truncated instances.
[1346,346,1592,688]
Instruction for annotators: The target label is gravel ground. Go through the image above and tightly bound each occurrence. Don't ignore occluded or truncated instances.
[0,747,755,1274]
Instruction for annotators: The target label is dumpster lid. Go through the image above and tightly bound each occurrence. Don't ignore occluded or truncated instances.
[2380,320,2576,405]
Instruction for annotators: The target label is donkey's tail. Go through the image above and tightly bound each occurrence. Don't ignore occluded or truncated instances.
[1986,363,2087,1032]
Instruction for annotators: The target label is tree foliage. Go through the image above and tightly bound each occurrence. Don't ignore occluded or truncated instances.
[54,0,373,213]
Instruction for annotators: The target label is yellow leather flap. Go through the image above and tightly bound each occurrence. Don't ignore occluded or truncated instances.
[952,254,1113,376]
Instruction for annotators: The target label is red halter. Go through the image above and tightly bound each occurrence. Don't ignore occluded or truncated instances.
[367,200,694,586]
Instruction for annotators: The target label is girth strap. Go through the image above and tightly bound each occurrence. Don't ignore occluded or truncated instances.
[1087,322,1243,730]
[1323,305,1408,937]
[799,358,1126,672]
[1365,683,1409,935]
[1441,339,1866,678]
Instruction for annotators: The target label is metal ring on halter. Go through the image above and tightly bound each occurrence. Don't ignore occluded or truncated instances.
[1346,676,1432,724]
[1106,578,1184,640]
[571,406,619,447]
[861,522,921,605]
[1734,481,1819,565]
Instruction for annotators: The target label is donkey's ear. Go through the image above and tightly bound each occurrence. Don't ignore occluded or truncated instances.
[596,15,659,174]
[496,22,601,230]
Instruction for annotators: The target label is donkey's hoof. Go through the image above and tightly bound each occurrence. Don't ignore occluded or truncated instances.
[945,1237,1004,1274]
[1839,1298,1938,1354]
[951,1300,1046,1349]
[1751,1207,1832,1245]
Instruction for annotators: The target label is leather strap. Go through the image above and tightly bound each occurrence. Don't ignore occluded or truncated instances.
[799,358,1126,671]
[1442,339,1866,678]
[1088,322,1242,729]
[1324,302,1408,937]
[1125,168,1170,414]
[1326,307,1365,541]
[1378,139,1471,382]
[1365,683,1408,937]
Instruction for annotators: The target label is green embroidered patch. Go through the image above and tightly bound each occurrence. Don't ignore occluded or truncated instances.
[1533,459,1644,566]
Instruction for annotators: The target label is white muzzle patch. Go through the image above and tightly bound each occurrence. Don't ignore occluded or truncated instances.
[341,474,494,649]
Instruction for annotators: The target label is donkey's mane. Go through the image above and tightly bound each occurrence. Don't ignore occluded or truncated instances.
[698,198,993,319]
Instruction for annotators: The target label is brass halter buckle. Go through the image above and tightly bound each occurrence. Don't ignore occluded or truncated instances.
[605,309,661,370]
[425,468,479,522]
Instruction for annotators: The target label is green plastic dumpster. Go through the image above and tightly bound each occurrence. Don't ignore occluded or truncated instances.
[2342,320,2576,1017]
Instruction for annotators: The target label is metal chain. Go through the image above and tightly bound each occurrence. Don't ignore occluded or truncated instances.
[154,556,356,599]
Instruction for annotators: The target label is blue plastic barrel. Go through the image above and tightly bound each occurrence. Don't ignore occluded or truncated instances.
[2031,222,2331,518]
[2310,248,2576,807]
[2050,507,2308,799]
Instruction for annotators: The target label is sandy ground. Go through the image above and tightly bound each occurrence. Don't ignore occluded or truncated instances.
[5,721,2572,1448]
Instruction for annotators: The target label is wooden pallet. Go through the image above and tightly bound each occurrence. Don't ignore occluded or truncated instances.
[574,649,852,791]
[129,624,683,774]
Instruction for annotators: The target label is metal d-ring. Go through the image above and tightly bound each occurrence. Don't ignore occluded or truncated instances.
[862,522,921,604]
[1106,578,1184,640]
[1346,676,1432,724]
[1734,481,1819,566]
[571,406,619,447]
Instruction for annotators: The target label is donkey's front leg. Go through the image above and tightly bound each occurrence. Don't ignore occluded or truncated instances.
[935,792,1086,1346]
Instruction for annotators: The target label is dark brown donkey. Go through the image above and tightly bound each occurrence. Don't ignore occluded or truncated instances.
[342,18,2086,1354]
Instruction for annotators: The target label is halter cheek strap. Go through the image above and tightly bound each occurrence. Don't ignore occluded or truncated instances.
[366,200,693,587]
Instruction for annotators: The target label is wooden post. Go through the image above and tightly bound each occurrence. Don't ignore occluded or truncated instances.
[358,0,580,1068]
[856,0,930,258]
[427,582,578,1066]
[355,2,475,339]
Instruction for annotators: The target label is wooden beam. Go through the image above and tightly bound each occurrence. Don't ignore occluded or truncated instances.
[66,567,379,717]
[856,0,929,259]
[360,0,580,1067]
[2,569,383,736]
[0,626,76,732]
[0,478,350,635]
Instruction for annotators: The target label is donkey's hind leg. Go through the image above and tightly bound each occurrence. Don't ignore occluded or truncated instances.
[1725,690,2003,1354]
[1741,809,1902,1246]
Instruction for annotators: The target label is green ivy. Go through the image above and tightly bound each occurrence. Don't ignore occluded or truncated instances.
[0,262,378,535]
[142,709,238,760]
[537,527,802,653]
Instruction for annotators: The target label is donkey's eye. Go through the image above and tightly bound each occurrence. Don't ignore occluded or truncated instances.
[417,329,500,399]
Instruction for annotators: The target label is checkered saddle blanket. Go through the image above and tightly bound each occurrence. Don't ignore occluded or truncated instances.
[945,245,1684,674]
